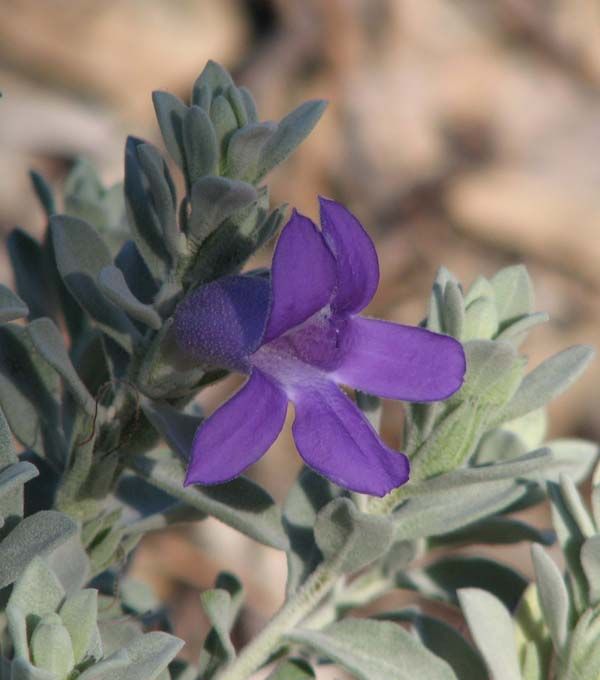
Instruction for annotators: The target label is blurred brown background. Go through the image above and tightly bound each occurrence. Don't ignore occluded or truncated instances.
[1,0,600,673]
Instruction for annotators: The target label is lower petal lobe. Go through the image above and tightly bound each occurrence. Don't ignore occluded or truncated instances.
[185,369,288,485]
[291,380,409,496]
[333,316,466,401]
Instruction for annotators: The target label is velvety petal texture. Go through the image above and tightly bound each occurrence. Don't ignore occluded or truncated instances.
[292,381,409,496]
[174,275,270,372]
[333,316,467,401]
[263,210,336,343]
[185,369,288,486]
[319,197,379,315]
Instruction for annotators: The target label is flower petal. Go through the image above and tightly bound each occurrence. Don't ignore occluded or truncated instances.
[333,316,466,401]
[263,210,336,343]
[185,369,288,485]
[319,197,379,314]
[291,380,409,496]
[174,275,270,372]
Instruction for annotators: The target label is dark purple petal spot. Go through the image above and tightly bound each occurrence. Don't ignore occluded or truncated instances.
[174,275,270,372]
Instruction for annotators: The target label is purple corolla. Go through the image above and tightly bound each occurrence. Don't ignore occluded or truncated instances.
[174,198,466,496]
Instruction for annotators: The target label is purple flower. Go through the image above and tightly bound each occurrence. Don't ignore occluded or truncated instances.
[174,198,466,496]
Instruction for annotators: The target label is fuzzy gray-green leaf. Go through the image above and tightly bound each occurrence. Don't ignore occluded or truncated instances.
[28,317,96,415]
[492,264,534,325]
[314,498,393,574]
[0,284,28,323]
[183,106,218,183]
[98,265,162,329]
[10,657,57,680]
[0,513,77,590]
[531,544,570,652]
[30,614,75,679]
[50,215,138,351]
[498,345,595,425]
[187,176,257,244]
[287,619,458,680]
[152,91,187,168]
[582,536,600,608]
[59,589,100,663]
[459,588,522,680]
[130,449,288,550]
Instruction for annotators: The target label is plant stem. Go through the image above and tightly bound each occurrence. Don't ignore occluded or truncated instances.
[216,557,343,680]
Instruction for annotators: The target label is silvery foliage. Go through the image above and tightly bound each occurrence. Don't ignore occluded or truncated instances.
[0,61,596,679]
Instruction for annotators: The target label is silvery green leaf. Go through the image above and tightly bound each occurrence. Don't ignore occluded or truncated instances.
[76,649,130,680]
[226,123,277,181]
[8,558,65,630]
[7,604,29,661]
[456,340,524,409]
[129,449,288,550]
[225,86,248,127]
[254,100,327,182]
[399,555,527,609]
[59,590,100,663]
[209,95,238,156]
[124,137,173,280]
[393,479,527,541]
[135,144,180,258]
[411,448,552,497]
[101,632,183,680]
[503,409,547,450]
[8,228,55,321]
[497,345,595,425]
[266,659,315,680]
[531,544,570,652]
[464,275,494,306]
[238,87,258,122]
[50,214,138,352]
[0,285,28,323]
[430,515,554,548]
[587,556,600,610]
[548,481,588,613]
[558,474,596,538]
[10,658,57,680]
[30,169,56,218]
[561,609,600,680]
[192,61,234,101]
[287,619,458,680]
[0,512,77,590]
[198,586,237,678]
[152,91,187,169]
[0,403,17,467]
[30,614,75,679]
[459,588,522,680]
[139,398,202,462]
[187,177,257,244]
[462,295,498,340]
[543,439,599,485]
[183,106,218,184]
[376,610,488,680]
[115,241,158,305]
[314,498,393,574]
[0,462,39,535]
[45,533,91,595]
[514,584,552,680]
[491,264,534,325]
[495,312,549,346]
[426,267,458,333]
[98,265,161,330]
[28,317,95,415]
[283,467,341,594]
[474,428,529,465]
[442,280,464,339]
[0,324,63,466]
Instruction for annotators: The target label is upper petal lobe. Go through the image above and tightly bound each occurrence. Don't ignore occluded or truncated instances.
[333,316,466,401]
[291,380,409,496]
[319,197,379,315]
[263,210,336,343]
[185,369,288,485]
